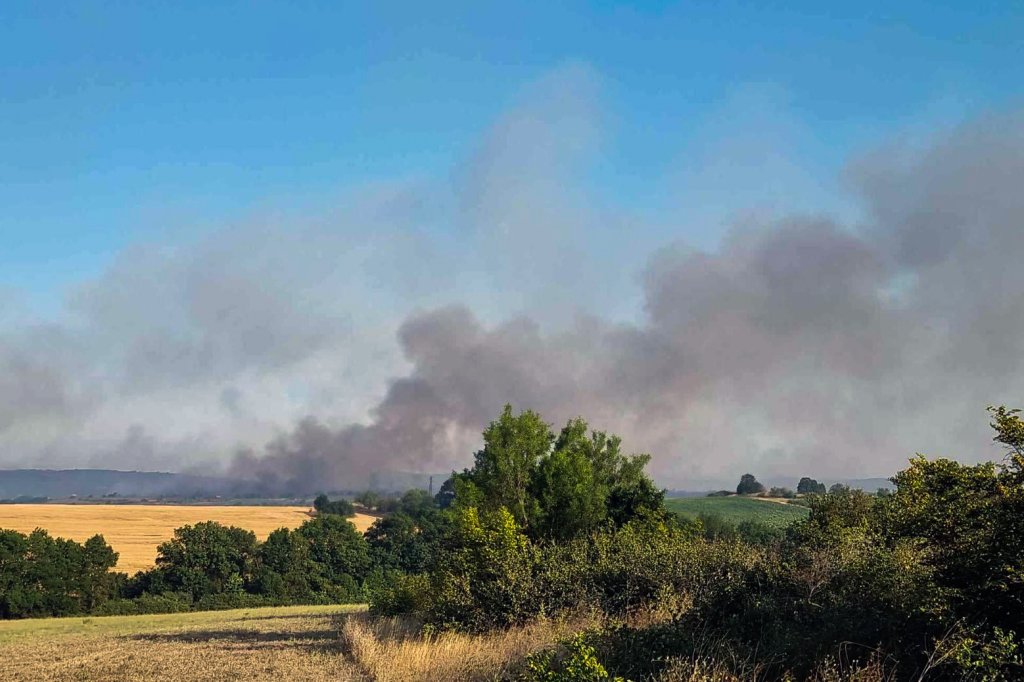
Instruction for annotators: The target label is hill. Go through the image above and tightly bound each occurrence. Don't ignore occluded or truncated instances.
[0,469,232,499]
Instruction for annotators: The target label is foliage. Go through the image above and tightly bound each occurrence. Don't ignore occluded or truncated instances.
[364,570,432,616]
[294,514,371,586]
[143,521,257,601]
[313,494,355,517]
[939,626,1023,682]
[877,453,1024,633]
[523,633,628,682]
[426,506,539,630]
[0,528,120,618]
[447,405,665,542]
[735,473,765,495]
[797,476,827,494]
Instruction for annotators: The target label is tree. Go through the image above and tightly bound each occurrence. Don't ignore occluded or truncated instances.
[251,528,320,601]
[878,447,1024,633]
[397,489,437,519]
[296,514,371,585]
[0,529,120,618]
[736,473,765,495]
[151,522,258,600]
[469,404,553,528]
[797,477,826,495]
[434,475,457,509]
[365,511,450,574]
[354,490,382,509]
[313,494,354,517]
[428,506,538,630]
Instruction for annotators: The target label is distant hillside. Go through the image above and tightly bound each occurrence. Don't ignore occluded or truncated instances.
[0,469,231,499]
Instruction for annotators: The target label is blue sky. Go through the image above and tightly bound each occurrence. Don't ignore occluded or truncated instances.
[3,2,1024,483]
[2,1,1021,307]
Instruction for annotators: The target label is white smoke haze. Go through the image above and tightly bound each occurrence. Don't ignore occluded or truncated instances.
[2,65,1023,489]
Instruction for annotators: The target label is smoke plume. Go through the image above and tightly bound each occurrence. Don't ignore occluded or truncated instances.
[2,67,1023,489]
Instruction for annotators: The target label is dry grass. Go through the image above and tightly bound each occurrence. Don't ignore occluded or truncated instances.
[0,604,366,682]
[342,612,604,682]
[0,504,377,574]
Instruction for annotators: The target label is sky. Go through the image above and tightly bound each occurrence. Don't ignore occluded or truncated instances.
[1,2,1023,489]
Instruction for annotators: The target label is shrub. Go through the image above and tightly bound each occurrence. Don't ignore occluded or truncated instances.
[523,633,627,681]
[365,570,432,616]
[427,506,538,630]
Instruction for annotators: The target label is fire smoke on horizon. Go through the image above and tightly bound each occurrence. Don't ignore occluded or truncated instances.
[2,69,1023,490]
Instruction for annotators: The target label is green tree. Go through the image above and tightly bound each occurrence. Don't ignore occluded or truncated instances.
[313,494,354,517]
[296,514,371,584]
[252,528,317,601]
[736,473,765,495]
[354,490,382,509]
[797,477,826,494]
[532,419,609,540]
[152,521,258,600]
[878,453,1024,632]
[469,404,553,528]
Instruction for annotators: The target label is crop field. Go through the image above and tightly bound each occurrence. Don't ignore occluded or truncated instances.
[0,604,365,681]
[664,495,809,528]
[0,504,378,574]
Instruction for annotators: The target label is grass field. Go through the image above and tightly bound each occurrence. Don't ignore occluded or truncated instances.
[664,495,809,528]
[0,604,365,681]
[0,604,596,681]
[0,504,378,574]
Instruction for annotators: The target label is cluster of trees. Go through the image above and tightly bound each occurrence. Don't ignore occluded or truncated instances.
[312,493,354,517]
[797,476,826,494]
[0,529,119,618]
[366,405,1024,681]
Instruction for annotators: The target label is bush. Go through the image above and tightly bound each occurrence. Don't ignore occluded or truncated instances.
[522,633,626,681]
[427,507,538,630]
[365,570,432,616]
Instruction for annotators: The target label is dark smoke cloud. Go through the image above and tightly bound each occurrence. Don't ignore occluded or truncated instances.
[231,110,1024,490]
[2,67,1022,489]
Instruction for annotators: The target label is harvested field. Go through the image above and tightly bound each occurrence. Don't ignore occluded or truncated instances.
[0,604,365,681]
[0,504,377,574]
[0,605,602,682]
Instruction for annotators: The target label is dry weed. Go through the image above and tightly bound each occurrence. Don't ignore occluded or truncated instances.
[342,611,604,681]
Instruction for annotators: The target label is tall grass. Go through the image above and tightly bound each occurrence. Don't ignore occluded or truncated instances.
[342,612,603,681]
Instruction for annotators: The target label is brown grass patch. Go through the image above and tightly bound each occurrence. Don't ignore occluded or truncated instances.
[0,504,376,574]
[342,612,603,682]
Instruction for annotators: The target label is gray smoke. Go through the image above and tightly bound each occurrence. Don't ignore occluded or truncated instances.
[229,110,1024,491]
[2,66,1022,489]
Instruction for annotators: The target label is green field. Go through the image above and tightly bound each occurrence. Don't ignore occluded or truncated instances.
[665,496,809,529]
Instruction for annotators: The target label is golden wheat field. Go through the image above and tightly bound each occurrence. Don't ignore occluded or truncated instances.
[0,504,377,574]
